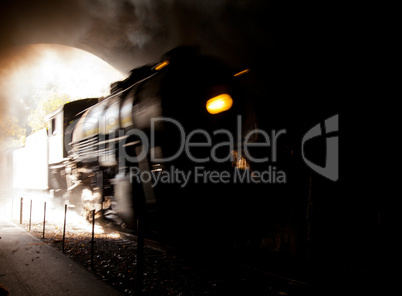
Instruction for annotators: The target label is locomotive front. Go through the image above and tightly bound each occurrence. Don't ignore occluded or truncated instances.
[66,47,253,230]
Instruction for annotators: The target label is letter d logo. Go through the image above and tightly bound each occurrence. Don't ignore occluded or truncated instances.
[302,114,339,181]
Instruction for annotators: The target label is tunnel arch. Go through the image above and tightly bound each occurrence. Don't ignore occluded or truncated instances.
[0,0,263,75]
[0,38,167,76]
[0,0,179,74]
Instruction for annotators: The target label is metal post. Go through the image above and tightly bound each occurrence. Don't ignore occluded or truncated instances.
[43,202,46,239]
[62,204,67,253]
[91,210,95,270]
[136,216,144,295]
[29,200,32,231]
[20,197,23,224]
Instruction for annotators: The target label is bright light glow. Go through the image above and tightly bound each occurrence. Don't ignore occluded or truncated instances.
[30,44,126,99]
[4,44,127,203]
[2,44,126,108]
[206,93,233,114]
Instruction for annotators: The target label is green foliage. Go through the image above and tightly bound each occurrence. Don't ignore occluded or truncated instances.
[0,90,73,151]
[28,92,71,133]
[0,115,26,151]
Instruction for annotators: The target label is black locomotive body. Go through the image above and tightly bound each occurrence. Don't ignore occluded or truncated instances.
[45,99,99,193]
[46,47,253,237]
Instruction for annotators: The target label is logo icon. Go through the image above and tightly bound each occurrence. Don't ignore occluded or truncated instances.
[302,114,339,181]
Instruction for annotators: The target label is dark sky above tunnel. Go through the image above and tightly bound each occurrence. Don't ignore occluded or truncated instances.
[0,0,343,126]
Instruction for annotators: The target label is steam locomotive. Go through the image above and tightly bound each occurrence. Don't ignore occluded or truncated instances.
[5,46,381,285]
[45,47,254,234]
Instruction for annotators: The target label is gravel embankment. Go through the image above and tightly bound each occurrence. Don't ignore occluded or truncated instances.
[17,220,236,296]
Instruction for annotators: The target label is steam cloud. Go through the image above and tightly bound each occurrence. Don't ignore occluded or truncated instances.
[1,0,333,145]
[0,0,274,70]
[0,0,277,134]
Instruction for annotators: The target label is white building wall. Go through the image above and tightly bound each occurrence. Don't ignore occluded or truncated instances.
[13,128,48,190]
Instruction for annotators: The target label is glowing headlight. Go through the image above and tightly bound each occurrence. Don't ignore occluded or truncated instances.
[206,93,233,114]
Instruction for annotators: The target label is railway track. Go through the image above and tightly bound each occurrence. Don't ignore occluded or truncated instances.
[10,193,311,296]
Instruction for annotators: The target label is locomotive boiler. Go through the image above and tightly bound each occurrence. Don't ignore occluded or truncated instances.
[46,47,254,232]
